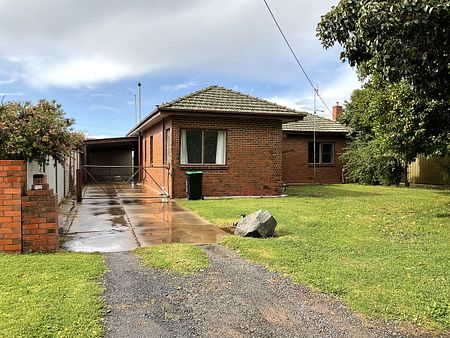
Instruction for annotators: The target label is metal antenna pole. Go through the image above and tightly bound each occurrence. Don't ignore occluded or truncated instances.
[313,86,317,184]
[138,82,142,122]
[134,94,137,125]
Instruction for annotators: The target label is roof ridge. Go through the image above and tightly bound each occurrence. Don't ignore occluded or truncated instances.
[160,84,306,115]
[214,85,301,114]
[158,85,217,108]
[304,111,347,127]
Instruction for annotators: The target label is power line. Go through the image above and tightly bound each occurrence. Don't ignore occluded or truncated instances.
[262,0,332,114]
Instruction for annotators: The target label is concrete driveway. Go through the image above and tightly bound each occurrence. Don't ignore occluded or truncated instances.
[62,183,226,252]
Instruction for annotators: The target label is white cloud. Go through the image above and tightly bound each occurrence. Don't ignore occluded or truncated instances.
[86,134,111,139]
[267,66,361,118]
[0,70,18,85]
[0,0,339,88]
[0,91,24,97]
[161,81,199,92]
[25,58,144,89]
[88,104,124,113]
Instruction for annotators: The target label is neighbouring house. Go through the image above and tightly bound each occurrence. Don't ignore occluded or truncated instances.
[127,85,305,198]
[282,105,349,184]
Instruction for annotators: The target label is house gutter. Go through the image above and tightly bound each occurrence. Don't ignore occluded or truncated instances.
[158,108,305,123]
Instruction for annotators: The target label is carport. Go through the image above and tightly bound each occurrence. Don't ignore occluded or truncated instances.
[83,137,138,182]
[80,137,169,200]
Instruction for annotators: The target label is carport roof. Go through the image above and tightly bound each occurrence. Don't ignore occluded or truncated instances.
[84,137,138,150]
[127,85,306,136]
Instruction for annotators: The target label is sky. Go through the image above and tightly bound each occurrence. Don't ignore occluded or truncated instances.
[0,0,361,138]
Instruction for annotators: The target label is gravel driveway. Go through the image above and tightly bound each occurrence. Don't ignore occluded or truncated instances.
[103,245,433,338]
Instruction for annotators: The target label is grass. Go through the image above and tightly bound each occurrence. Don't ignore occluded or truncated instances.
[0,252,106,337]
[179,184,450,331]
[135,243,209,274]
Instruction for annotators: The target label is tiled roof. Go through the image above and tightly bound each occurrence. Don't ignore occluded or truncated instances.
[158,85,305,117]
[282,113,349,133]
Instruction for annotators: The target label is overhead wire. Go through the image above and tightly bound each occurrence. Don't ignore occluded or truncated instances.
[262,0,332,114]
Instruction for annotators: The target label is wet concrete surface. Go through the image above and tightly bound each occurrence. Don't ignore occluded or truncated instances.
[62,183,226,252]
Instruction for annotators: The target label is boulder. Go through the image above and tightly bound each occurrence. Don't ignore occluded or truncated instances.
[234,210,277,238]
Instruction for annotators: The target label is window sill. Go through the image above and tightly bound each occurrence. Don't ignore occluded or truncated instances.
[308,163,335,167]
[180,164,229,170]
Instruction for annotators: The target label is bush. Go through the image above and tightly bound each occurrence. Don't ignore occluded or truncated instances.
[341,136,403,186]
[0,100,84,165]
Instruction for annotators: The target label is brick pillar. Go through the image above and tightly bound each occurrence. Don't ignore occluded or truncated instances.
[22,189,58,252]
[0,160,27,252]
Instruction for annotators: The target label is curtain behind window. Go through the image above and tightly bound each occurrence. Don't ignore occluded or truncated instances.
[180,130,188,164]
[215,131,226,164]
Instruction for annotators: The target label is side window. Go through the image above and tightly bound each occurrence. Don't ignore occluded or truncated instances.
[143,138,147,164]
[149,136,153,164]
[308,142,320,164]
[165,129,171,164]
[308,142,334,165]
[321,143,334,164]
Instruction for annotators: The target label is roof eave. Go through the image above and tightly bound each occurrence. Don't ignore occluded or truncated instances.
[126,108,162,137]
[282,129,350,135]
[158,107,305,122]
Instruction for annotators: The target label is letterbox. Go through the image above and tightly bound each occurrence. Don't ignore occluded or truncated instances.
[32,173,49,190]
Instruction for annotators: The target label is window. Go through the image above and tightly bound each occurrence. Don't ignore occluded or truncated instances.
[165,129,170,164]
[143,138,147,163]
[308,142,334,165]
[180,129,226,165]
[149,136,153,164]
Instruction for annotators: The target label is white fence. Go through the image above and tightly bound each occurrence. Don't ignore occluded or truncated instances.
[26,152,81,204]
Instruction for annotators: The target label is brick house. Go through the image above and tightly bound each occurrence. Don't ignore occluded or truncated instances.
[127,85,305,198]
[282,105,349,184]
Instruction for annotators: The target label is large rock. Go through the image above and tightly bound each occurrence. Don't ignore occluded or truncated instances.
[234,210,277,238]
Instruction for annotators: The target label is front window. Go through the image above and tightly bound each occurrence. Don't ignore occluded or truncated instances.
[180,129,226,165]
[308,142,334,165]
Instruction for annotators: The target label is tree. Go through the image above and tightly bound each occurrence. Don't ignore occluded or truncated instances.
[340,135,403,185]
[341,77,449,185]
[317,0,450,100]
[0,99,84,165]
[317,0,450,184]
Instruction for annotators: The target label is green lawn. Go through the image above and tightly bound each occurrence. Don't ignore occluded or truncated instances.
[0,252,106,337]
[179,184,450,331]
[135,243,209,274]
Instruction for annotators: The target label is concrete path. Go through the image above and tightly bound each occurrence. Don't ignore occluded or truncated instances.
[62,183,225,252]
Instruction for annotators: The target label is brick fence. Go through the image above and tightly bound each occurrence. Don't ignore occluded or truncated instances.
[22,189,58,252]
[0,160,58,253]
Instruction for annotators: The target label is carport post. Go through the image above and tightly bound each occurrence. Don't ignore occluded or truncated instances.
[76,169,82,202]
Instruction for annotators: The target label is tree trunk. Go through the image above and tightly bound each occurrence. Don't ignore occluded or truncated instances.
[404,163,410,187]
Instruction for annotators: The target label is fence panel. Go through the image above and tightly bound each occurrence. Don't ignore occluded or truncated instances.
[26,154,78,204]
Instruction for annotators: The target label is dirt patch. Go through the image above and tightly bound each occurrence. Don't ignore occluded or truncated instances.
[103,245,437,338]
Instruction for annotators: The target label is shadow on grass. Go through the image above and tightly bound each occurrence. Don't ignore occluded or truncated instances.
[286,185,383,198]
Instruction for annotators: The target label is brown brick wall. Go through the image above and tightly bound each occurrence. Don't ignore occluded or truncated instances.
[140,119,171,196]
[22,189,58,252]
[0,160,26,252]
[169,115,283,198]
[282,133,346,184]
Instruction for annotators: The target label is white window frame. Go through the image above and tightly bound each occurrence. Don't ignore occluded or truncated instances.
[180,129,226,165]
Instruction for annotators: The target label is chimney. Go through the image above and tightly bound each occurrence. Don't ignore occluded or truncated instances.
[332,102,343,121]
